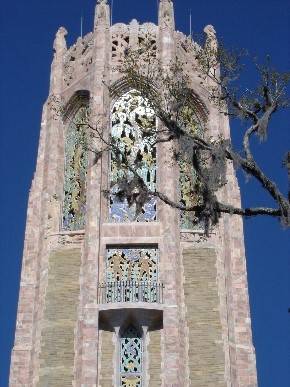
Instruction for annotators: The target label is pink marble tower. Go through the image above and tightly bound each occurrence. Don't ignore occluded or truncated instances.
[9,1,257,386]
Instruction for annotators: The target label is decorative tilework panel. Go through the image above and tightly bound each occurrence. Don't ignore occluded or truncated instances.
[120,326,143,387]
[106,248,158,283]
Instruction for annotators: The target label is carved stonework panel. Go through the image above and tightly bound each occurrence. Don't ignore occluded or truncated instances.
[111,24,130,65]
[63,33,94,87]
[138,24,157,59]
[120,326,143,387]
[106,247,159,283]
[109,90,157,223]
[62,106,89,231]
[175,32,203,76]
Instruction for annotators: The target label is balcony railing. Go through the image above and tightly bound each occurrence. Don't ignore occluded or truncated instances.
[98,281,164,304]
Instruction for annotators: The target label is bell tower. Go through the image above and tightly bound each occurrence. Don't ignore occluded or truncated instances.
[9,1,257,386]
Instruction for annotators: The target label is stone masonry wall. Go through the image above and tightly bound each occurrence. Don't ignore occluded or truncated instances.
[183,248,226,386]
[37,249,81,386]
[148,330,162,386]
[98,330,114,387]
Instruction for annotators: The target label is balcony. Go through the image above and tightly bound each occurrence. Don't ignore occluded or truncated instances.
[98,281,164,304]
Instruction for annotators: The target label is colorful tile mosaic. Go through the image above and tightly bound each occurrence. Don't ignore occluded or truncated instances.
[120,326,143,386]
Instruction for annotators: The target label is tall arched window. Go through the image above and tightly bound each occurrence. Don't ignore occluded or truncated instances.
[120,325,143,386]
[62,106,89,231]
[179,105,203,229]
[109,89,157,223]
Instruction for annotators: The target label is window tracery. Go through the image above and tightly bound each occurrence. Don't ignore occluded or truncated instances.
[105,247,159,303]
[106,248,158,283]
[120,326,143,387]
[62,106,89,231]
[109,90,157,223]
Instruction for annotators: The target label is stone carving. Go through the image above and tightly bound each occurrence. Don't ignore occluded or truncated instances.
[53,27,67,58]
[63,33,94,87]
[111,23,157,66]
[159,0,174,29]
[204,24,218,53]
[47,94,64,119]
[112,32,130,65]
[175,31,202,73]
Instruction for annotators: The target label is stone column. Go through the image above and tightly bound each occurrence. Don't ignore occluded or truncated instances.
[10,26,68,385]
[158,1,186,385]
[219,114,258,387]
[50,27,67,95]
[129,19,139,48]
[75,1,111,385]
[9,104,48,387]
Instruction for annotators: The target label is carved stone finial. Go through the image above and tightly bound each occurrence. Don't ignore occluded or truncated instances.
[130,19,139,26]
[53,27,68,55]
[204,24,216,38]
[94,0,110,29]
[204,24,217,52]
[158,0,175,29]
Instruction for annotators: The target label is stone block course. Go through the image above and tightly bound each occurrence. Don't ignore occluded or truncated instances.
[37,248,81,386]
[183,248,226,386]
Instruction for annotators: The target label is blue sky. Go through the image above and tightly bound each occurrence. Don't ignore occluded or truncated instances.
[0,0,289,386]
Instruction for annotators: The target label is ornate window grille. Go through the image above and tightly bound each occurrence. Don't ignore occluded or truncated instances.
[62,106,89,231]
[109,90,157,223]
[120,326,143,387]
[100,247,162,303]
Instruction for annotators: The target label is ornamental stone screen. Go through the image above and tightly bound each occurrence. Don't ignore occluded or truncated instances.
[10,1,258,387]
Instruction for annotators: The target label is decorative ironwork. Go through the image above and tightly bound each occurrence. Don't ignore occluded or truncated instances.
[120,326,143,387]
[109,90,157,223]
[100,247,161,304]
[106,248,158,282]
[62,106,89,231]
[179,106,203,229]
[98,281,164,304]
